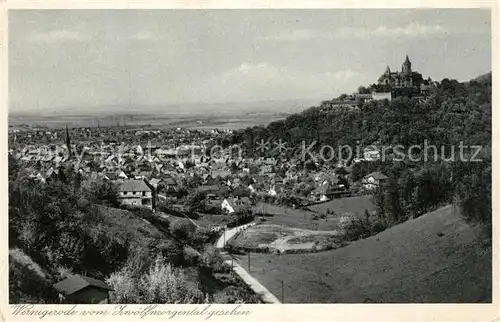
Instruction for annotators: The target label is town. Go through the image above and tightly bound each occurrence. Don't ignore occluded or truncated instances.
[8,8,492,308]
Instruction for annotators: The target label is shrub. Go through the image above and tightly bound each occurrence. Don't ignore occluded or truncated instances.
[170,220,196,241]
[199,245,227,273]
[182,247,200,266]
[156,240,184,266]
[107,267,138,304]
[139,256,204,303]
[339,210,388,242]
[107,255,205,304]
[190,228,218,251]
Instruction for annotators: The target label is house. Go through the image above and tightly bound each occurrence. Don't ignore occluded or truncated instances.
[162,176,178,191]
[311,184,331,202]
[104,172,119,181]
[260,165,273,174]
[211,170,231,179]
[53,274,113,304]
[117,179,153,208]
[221,197,250,214]
[117,170,128,180]
[363,147,381,161]
[362,172,389,190]
[198,184,219,195]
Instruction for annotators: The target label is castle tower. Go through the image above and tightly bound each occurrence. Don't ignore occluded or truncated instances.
[402,55,412,76]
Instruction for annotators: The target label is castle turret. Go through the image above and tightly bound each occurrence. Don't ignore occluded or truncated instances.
[402,55,412,75]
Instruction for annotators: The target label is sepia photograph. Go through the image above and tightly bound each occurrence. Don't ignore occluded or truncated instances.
[7,8,492,306]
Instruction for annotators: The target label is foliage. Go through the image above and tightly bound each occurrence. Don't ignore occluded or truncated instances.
[8,169,130,279]
[226,208,255,228]
[107,255,205,304]
[190,227,219,251]
[185,190,208,213]
[9,254,59,304]
[199,245,228,273]
[339,210,388,242]
[170,220,196,241]
[230,74,492,238]
[82,178,119,207]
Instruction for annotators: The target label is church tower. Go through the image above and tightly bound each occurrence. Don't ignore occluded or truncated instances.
[65,125,72,160]
[402,55,412,76]
[385,65,391,75]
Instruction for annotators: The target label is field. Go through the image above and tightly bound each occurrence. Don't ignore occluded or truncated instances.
[233,205,491,303]
[228,224,344,252]
[306,195,375,215]
[256,196,374,231]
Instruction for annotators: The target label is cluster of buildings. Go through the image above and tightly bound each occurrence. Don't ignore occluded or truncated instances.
[324,55,436,109]
[9,123,390,214]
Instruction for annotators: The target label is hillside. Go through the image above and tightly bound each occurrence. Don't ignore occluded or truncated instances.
[470,71,492,84]
[231,73,491,245]
[235,205,491,303]
[9,205,178,303]
[9,248,58,303]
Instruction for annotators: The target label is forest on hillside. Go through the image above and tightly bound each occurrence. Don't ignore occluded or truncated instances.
[230,73,492,237]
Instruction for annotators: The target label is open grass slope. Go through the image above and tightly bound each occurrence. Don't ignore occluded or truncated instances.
[306,195,375,215]
[97,205,166,246]
[258,203,340,231]
[235,205,491,303]
[257,196,375,231]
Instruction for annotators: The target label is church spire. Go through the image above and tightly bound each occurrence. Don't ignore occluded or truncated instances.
[385,65,391,74]
[65,125,72,160]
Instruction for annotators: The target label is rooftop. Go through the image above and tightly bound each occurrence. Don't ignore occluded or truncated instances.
[53,274,113,295]
[118,179,151,192]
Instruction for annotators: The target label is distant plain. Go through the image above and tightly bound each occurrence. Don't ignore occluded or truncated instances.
[9,99,317,130]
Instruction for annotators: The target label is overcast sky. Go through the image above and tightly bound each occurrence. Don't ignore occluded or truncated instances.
[9,9,491,113]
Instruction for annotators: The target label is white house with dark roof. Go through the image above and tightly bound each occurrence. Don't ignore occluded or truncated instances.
[117,179,153,208]
[362,171,389,190]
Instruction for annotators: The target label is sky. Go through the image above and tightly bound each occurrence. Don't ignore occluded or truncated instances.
[9,9,492,113]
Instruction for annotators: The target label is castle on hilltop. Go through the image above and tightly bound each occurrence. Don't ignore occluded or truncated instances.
[378,55,422,89]
[323,55,434,110]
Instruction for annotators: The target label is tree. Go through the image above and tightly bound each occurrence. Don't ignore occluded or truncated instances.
[170,220,196,241]
[83,179,119,207]
[186,190,207,213]
[358,86,370,94]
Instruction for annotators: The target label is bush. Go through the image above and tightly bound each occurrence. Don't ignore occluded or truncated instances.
[106,267,138,304]
[199,245,228,273]
[139,256,204,303]
[226,208,254,228]
[183,247,200,266]
[107,255,205,304]
[190,228,218,251]
[170,220,196,241]
[339,210,388,242]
